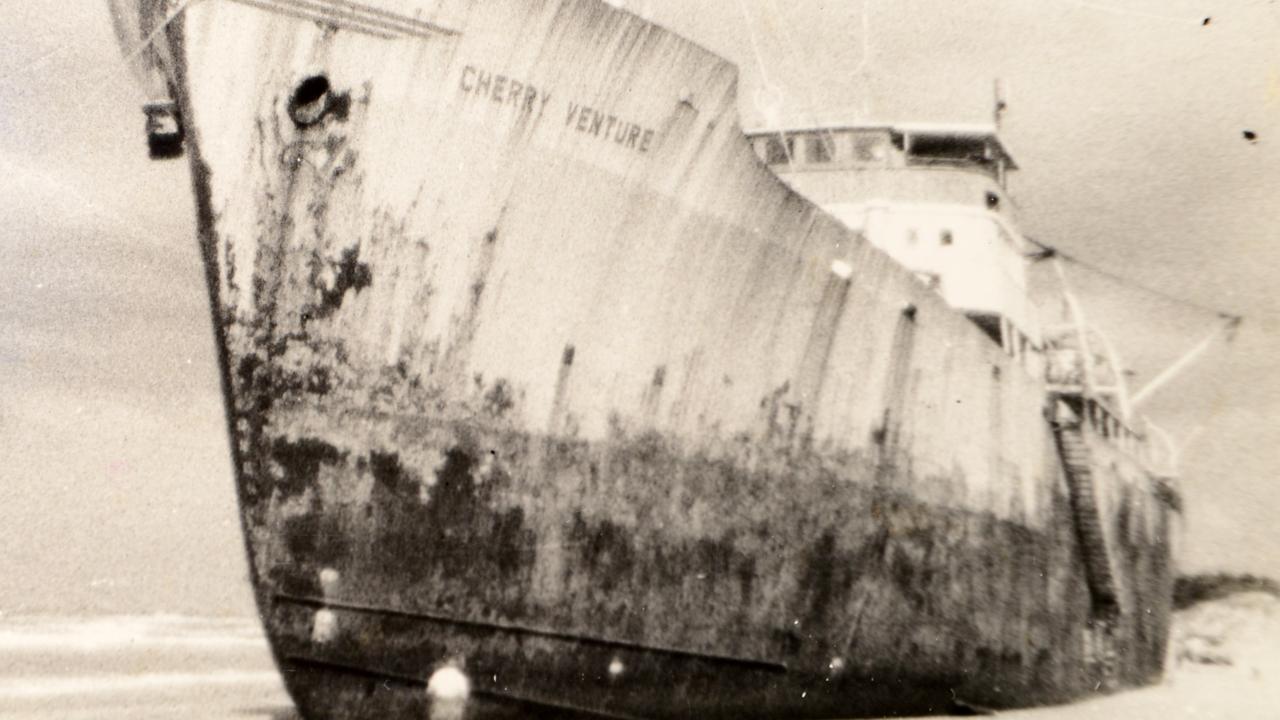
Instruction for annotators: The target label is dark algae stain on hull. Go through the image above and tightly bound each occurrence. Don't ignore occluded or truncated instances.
[257,414,1169,718]
[136,0,1178,716]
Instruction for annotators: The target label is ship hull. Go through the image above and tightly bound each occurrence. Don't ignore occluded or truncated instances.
[251,416,1169,719]
[164,0,1175,717]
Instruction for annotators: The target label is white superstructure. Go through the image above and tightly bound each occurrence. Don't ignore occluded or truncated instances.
[747,122,1040,360]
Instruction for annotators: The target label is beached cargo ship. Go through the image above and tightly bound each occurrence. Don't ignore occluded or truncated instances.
[112,0,1181,717]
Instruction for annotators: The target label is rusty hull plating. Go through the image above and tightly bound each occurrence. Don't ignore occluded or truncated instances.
[163,0,1175,717]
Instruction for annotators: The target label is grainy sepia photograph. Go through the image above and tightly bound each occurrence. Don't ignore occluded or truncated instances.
[1,0,1277,718]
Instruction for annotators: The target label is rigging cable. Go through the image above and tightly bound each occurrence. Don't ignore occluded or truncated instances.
[3,0,206,88]
[0,0,211,244]
[762,0,862,157]
[850,0,873,120]
[1045,0,1205,25]
[732,0,793,165]
[118,0,206,66]
[1025,236,1244,324]
[0,41,76,88]
[3,0,206,167]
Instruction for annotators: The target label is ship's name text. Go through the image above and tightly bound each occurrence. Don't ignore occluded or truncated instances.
[459,65,553,114]
[564,103,655,153]
[458,64,656,154]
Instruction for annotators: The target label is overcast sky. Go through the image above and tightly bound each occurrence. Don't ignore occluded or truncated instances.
[1,0,1277,615]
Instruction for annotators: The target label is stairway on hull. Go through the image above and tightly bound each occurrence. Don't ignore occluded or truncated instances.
[1053,405,1128,687]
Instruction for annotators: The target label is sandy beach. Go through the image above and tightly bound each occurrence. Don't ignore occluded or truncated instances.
[1,592,1276,720]
[0,615,288,720]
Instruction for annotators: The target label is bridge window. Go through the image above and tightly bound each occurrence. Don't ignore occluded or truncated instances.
[806,135,834,163]
[908,134,989,164]
[853,134,888,162]
[764,135,794,165]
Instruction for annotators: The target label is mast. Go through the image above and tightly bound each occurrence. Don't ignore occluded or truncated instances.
[993,79,1008,187]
